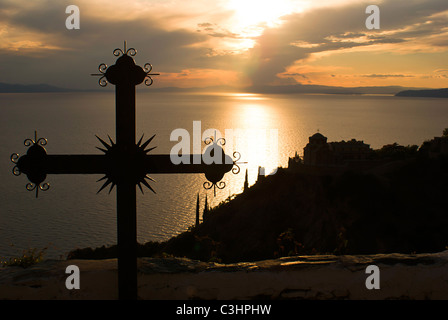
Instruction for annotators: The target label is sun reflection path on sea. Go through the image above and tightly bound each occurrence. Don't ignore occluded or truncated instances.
[223,93,280,190]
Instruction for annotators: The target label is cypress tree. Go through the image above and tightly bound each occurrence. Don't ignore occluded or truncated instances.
[195,193,200,226]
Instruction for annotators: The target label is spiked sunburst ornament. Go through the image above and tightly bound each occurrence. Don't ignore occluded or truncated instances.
[95,134,157,194]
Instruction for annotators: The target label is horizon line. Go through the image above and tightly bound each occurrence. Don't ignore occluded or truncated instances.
[0,81,444,94]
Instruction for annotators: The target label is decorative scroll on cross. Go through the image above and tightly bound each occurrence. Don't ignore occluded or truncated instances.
[10,42,241,300]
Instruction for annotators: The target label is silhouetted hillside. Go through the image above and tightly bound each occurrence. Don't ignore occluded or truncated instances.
[159,155,448,262]
[68,147,448,263]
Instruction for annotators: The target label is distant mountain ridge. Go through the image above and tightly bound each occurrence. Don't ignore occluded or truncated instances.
[0,82,78,93]
[395,88,448,98]
[244,84,422,95]
[150,84,424,95]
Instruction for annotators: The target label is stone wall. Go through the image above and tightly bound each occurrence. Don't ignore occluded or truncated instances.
[1,251,448,300]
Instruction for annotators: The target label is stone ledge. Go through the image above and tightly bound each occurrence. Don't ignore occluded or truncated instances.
[1,251,447,300]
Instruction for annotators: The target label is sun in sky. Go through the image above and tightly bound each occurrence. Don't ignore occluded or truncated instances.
[225,0,304,36]
[191,0,306,55]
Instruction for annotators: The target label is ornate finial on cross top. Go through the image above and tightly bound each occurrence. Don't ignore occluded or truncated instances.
[91,41,160,87]
[10,42,242,300]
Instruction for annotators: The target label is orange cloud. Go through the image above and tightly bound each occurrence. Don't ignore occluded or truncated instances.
[155,68,250,88]
[278,62,448,88]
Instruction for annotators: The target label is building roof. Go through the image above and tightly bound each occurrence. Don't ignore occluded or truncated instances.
[311,132,326,139]
[309,132,327,144]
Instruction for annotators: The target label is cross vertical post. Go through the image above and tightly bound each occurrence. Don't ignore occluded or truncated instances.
[115,56,138,301]
[102,44,151,300]
[116,181,137,300]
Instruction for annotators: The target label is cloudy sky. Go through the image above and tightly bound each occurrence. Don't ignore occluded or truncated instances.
[1,0,447,90]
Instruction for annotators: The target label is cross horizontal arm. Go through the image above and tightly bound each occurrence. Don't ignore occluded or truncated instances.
[13,131,236,197]
[145,155,234,174]
[15,154,107,176]
[46,155,107,174]
[17,153,234,175]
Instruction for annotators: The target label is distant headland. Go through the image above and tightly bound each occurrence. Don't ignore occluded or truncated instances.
[395,88,448,98]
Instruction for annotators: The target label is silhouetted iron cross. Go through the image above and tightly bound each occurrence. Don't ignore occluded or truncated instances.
[10,43,240,300]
